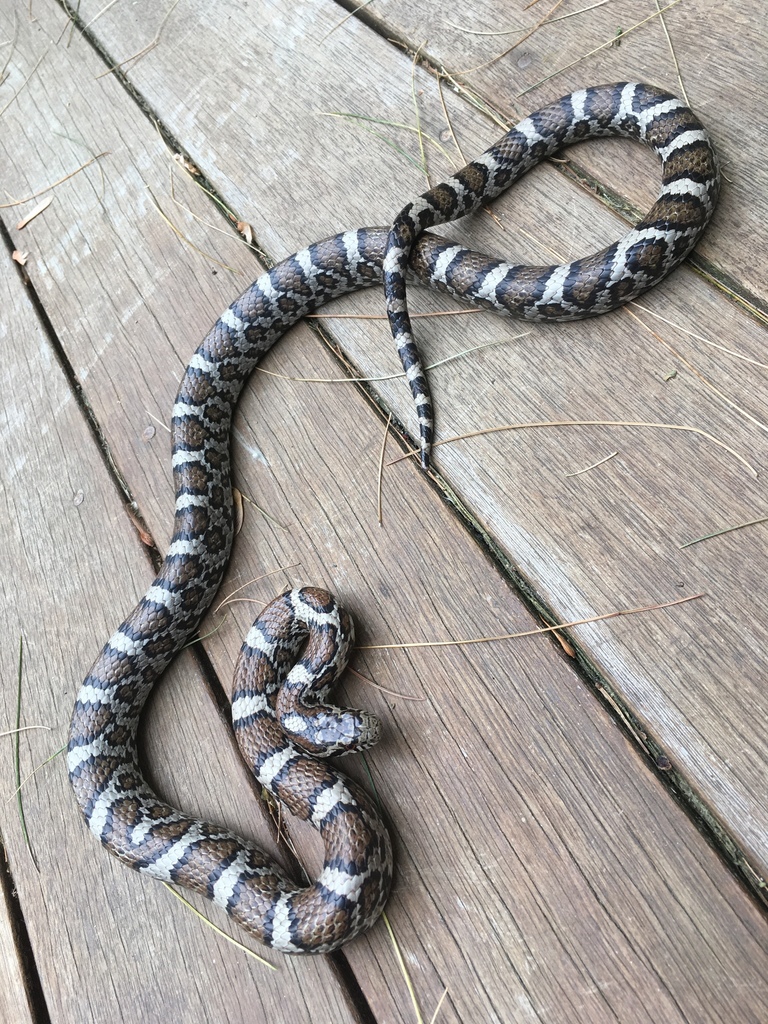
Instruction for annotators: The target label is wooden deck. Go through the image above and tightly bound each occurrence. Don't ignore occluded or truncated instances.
[2,1,767,1021]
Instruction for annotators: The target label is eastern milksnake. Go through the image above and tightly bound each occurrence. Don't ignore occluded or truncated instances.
[68,83,719,953]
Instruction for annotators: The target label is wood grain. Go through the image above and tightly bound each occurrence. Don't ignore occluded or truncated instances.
[56,0,768,888]
[2,1,768,1022]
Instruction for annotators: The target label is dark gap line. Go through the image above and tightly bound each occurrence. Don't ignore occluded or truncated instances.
[0,831,52,1024]
[328,950,380,1024]
[0,216,156,559]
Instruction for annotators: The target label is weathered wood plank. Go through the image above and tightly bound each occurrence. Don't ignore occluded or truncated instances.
[369,0,768,311]
[3,3,768,1023]
[0,867,33,1024]
[0,119,360,1024]
[58,0,768,889]
[213,325,768,1024]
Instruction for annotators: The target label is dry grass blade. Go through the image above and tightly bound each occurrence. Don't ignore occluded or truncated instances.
[238,490,288,531]
[596,683,651,752]
[320,111,455,167]
[445,18,526,36]
[161,883,278,969]
[426,333,533,369]
[382,911,426,1024]
[549,0,614,22]
[429,988,450,1024]
[157,122,270,258]
[168,167,263,259]
[321,112,425,172]
[377,412,392,525]
[508,219,768,436]
[705,278,768,330]
[358,594,703,652]
[181,619,226,649]
[654,0,688,103]
[389,419,756,477]
[9,743,66,802]
[410,44,430,188]
[82,0,120,30]
[55,132,108,204]
[55,0,81,46]
[450,0,611,30]
[0,152,109,208]
[438,69,510,131]
[436,74,466,164]
[14,637,38,871]
[680,515,768,549]
[264,793,306,877]
[1,725,51,739]
[146,409,171,433]
[518,0,686,96]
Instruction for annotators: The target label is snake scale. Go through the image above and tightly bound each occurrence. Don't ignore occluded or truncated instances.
[68,83,719,953]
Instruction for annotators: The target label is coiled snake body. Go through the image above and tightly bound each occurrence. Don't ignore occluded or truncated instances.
[68,84,719,953]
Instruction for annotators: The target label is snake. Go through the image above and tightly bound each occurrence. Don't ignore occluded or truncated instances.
[67,83,719,954]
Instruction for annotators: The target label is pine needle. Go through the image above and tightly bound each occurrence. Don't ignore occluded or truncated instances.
[346,665,426,702]
[389,419,756,478]
[624,306,768,436]
[8,742,65,801]
[411,44,430,188]
[629,302,768,370]
[358,594,703,651]
[317,0,376,43]
[654,0,688,104]
[458,0,566,75]
[0,48,47,120]
[214,564,302,614]
[255,333,530,385]
[95,0,181,79]
[0,151,109,207]
[565,451,618,477]
[319,111,455,168]
[145,186,239,272]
